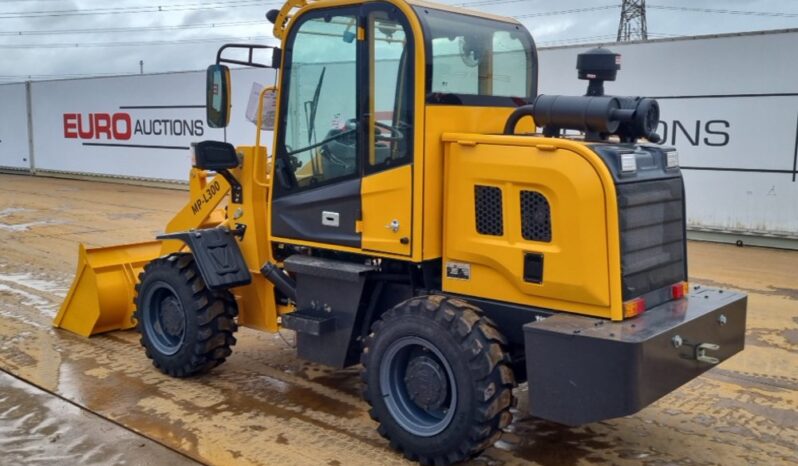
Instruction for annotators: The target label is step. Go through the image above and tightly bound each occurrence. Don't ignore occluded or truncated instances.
[281,311,335,336]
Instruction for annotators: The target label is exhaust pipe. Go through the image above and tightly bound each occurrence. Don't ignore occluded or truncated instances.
[260,262,297,301]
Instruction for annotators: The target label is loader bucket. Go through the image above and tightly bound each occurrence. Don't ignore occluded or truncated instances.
[54,241,162,337]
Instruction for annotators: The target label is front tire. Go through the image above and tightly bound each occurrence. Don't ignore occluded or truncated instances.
[134,253,238,377]
[361,296,515,465]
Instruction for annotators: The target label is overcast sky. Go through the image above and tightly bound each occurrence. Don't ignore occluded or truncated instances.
[0,0,796,82]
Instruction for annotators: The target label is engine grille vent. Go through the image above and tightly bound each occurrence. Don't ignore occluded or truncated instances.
[617,177,686,301]
[521,191,552,242]
[475,185,503,236]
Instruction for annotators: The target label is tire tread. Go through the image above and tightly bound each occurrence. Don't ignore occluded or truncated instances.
[361,296,515,465]
[133,253,238,378]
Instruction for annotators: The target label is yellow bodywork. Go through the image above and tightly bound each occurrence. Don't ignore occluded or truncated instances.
[361,164,413,256]
[441,133,623,320]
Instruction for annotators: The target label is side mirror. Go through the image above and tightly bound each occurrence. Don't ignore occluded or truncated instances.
[206,64,231,129]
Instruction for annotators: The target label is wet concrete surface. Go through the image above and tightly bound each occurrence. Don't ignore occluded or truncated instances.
[0,370,199,465]
[0,172,796,465]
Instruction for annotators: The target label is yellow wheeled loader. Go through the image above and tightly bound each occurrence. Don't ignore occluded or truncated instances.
[54,0,747,463]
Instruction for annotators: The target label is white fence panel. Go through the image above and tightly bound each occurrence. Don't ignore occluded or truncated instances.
[0,83,31,171]
[29,68,275,182]
[538,30,798,236]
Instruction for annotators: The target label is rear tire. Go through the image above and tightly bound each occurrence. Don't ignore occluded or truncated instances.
[134,253,238,377]
[361,296,515,465]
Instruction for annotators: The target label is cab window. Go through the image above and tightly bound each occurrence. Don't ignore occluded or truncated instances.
[366,10,413,173]
[281,13,359,189]
[414,7,536,105]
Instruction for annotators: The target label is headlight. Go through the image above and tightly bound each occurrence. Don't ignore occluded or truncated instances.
[666,150,679,169]
[620,152,637,173]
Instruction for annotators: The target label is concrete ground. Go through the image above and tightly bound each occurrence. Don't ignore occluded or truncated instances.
[0,172,796,466]
[0,371,199,465]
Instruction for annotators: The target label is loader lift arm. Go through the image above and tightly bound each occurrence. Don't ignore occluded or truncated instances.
[54,167,234,336]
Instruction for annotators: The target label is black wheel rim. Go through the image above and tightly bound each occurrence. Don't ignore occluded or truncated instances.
[142,282,186,356]
[379,336,457,437]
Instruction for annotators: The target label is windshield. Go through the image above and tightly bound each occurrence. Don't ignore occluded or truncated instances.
[413,7,536,105]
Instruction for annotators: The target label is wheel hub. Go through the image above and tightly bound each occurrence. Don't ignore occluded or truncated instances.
[380,336,458,437]
[159,296,185,337]
[404,354,449,411]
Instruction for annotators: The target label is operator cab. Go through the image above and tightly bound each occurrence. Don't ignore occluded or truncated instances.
[264,2,536,255]
[274,5,413,191]
[272,3,536,189]
[204,1,537,260]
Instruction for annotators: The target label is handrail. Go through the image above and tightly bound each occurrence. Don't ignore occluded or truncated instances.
[216,43,278,68]
[271,0,310,39]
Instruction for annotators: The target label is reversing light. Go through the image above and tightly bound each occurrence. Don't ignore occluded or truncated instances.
[623,297,646,318]
[666,150,679,169]
[671,281,689,299]
[620,153,637,173]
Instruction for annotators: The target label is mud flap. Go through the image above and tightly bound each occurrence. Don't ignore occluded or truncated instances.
[158,228,251,290]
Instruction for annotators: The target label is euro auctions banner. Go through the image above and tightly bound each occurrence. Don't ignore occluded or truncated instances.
[30,68,275,182]
[0,83,31,170]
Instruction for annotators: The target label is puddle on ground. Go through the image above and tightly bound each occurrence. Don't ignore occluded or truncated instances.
[0,270,69,322]
[0,371,198,465]
[0,220,63,232]
[0,207,29,216]
[0,272,68,297]
[0,207,66,232]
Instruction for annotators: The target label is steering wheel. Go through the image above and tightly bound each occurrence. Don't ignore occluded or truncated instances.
[285,118,402,158]
[286,124,357,157]
[374,121,404,142]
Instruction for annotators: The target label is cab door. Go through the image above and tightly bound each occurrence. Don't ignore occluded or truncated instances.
[360,4,414,256]
[271,3,414,255]
[271,7,364,248]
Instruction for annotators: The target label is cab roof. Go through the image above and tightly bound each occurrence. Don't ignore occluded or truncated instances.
[404,0,523,25]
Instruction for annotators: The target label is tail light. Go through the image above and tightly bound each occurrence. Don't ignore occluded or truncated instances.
[671,281,689,299]
[623,297,646,318]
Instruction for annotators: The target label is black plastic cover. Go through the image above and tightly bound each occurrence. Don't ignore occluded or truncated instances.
[283,255,376,368]
[523,253,544,283]
[157,228,252,290]
[271,177,362,248]
[589,144,680,184]
[577,47,620,82]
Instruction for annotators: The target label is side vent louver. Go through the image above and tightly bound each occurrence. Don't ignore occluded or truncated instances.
[521,191,552,242]
[475,185,503,236]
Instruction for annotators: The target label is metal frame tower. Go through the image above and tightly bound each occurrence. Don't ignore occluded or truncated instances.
[617,0,648,42]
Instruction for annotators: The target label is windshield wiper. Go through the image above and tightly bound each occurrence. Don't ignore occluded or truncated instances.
[303,67,327,145]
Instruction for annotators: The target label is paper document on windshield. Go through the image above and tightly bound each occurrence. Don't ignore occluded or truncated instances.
[245,82,277,130]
